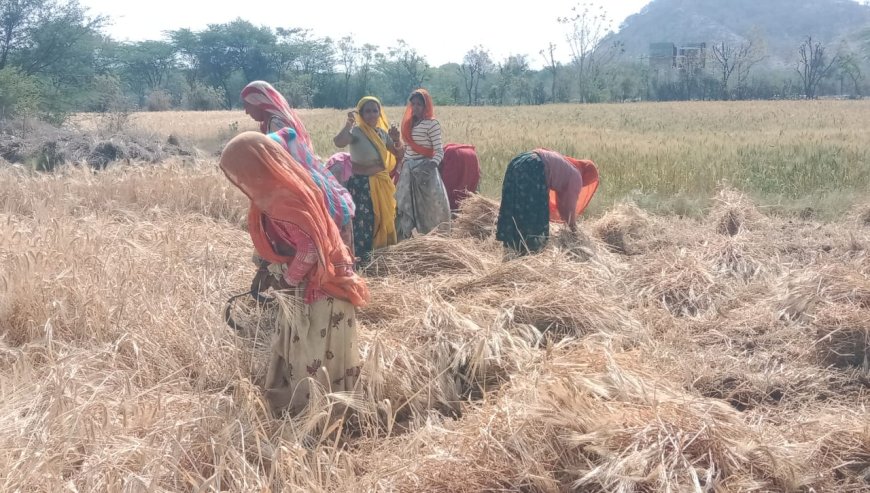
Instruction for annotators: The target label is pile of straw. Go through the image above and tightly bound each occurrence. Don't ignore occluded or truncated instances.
[450,193,501,240]
[632,248,730,317]
[364,234,500,278]
[708,187,765,236]
[591,202,652,254]
[813,302,870,368]
[3,163,870,491]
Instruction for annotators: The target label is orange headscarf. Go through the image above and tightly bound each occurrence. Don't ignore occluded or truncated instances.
[547,156,600,222]
[401,88,436,159]
[220,132,369,307]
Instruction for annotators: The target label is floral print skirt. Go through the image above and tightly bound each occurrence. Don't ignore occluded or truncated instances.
[263,292,361,416]
[346,174,375,263]
[495,151,550,254]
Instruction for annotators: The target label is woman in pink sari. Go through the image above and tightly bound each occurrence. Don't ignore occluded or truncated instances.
[241,80,316,153]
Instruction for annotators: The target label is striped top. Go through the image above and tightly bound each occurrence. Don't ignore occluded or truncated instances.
[404,119,444,164]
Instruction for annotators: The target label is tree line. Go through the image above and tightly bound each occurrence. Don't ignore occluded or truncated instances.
[1,0,869,124]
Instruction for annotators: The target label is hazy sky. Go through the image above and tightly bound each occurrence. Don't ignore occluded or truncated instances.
[79,0,651,67]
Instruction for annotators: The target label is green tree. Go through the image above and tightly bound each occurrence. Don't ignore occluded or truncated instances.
[1,0,104,74]
[0,65,41,119]
[377,40,429,103]
[117,40,176,102]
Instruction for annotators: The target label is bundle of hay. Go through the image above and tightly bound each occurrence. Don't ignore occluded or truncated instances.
[774,263,870,322]
[549,226,599,262]
[357,288,540,420]
[508,271,646,345]
[349,344,805,492]
[703,235,769,283]
[812,302,870,369]
[357,277,434,326]
[591,202,652,254]
[782,409,870,491]
[682,349,853,411]
[451,193,500,240]
[364,234,500,278]
[849,201,870,228]
[632,248,729,317]
[708,187,765,236]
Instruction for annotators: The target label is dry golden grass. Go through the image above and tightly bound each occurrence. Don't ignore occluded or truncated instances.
[2,157,869,491]
[75,100,870,216]
[4,100,870,491]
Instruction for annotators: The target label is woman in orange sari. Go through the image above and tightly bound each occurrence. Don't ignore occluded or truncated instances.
[395,89,451,240]
[219,131,368,416]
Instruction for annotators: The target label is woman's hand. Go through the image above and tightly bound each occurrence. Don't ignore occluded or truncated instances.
[345,111,356,129]
[388,124,400,143]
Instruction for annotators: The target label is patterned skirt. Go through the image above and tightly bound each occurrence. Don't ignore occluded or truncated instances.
[263,292,361,416]
[346,174,375,262]
[395,157,452,240]
[495,152,550,254]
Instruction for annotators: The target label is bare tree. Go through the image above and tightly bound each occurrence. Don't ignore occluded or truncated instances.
[559,2,623,102]
[357,43,377,98]
[336,36,358,107]
[837,50,863,97]
[710,32,766,100]
[458,45,492,105]
[796,36,840,99]
[710,41,738,99]
[734,30,767,99]
[539,42,559,103]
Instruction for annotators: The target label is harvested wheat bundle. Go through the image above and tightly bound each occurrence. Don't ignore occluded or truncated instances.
[508,276,647,345]
[774,263,870,322]
[849,201,870,228]
[356,277,434,327]
[536,385,805,491]
[632,248,731,317]
[357,289,540,421]
[591,202,652,255]
[708,187,765,236]
[756,218,856,266]
[442,249,615,307]
[682,348,856,411]
[812,302,870,369]
[782,408,870,492]
[682,297,814,362]
[450,193,500,240]
[364,234,500,278]
[351,343,805,492]
[703,234,769,283]
[348,398,561,493]
[548,225,622,265]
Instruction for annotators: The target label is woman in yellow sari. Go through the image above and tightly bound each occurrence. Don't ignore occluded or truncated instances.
[333,96,403,262]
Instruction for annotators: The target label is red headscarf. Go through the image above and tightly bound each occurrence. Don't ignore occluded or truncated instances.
[219,131,368,307]
[240,80,316,153]
[401,88,436,159]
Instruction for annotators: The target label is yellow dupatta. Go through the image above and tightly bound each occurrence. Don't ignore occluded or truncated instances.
[355,96,397,249]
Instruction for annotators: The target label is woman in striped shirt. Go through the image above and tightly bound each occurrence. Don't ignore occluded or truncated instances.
[395,89,452,240]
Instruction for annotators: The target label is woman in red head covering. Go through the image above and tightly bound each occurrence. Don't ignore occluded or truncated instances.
[219,131,368,415]
[394,88,452,240]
